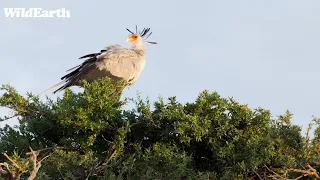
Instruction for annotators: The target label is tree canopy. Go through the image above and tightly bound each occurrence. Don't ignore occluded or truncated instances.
[0,78,319,180]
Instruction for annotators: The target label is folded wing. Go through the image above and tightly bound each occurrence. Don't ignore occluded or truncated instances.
[51,45,144,94]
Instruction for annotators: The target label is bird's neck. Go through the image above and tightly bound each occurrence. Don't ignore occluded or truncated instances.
[132,45,145,56]
[132,41,145,51]
[132,48,145,56]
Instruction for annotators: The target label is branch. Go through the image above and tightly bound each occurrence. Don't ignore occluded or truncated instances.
[25,147,53,156]
[265,163,320,180]
[0,147,52,180]
[0,154,25,180]
[2,153,24,180]
[25,146,83,156]
[0,114,18,122]
[3,154,21,172]
[27,147,50,180]
[307,164,319,178]
[0,163,13,180]
[286,164,319,179]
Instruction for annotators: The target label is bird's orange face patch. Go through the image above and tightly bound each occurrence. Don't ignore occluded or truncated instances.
[127,34,138,42]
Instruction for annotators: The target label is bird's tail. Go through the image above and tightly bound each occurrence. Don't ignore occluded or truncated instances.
[38,81,66,96]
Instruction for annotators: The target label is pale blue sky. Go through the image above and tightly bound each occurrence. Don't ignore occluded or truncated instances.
[1,1,320,131]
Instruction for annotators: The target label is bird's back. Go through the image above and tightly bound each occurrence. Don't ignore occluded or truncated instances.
[96,47,146,84]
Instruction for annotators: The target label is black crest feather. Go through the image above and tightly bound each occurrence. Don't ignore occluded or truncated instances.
[126,26,157,44]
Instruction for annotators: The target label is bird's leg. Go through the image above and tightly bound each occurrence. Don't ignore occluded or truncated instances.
[109,85,126,98]
[115,85,125,93]
[116,81,130,93]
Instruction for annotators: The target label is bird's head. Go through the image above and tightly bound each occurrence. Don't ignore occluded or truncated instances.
[126,26,157,49]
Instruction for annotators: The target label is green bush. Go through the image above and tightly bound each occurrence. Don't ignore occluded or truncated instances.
[0,78,319,179]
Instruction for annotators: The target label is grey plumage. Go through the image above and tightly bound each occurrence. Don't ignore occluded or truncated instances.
[42,27,156,94]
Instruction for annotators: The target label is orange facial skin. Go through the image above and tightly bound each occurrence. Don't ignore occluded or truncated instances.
[127,34,138,42]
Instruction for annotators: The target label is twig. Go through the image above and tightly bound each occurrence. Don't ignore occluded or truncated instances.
[294,173,309,180]
[85,150,117,180]
[264,165,288,180]
[305,122,313,150]
[103,150,117,166]
[254,170,263,180]
[57,167,65,179]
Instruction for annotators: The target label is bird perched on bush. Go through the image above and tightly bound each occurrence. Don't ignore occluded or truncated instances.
[42,26,156,94]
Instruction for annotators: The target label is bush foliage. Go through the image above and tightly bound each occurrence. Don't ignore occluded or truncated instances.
[0,78,320,179]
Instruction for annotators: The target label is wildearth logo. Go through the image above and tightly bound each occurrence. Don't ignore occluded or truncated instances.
[3,8,70,18]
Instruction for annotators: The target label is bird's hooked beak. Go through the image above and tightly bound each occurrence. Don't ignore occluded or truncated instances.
[126,38,132,42]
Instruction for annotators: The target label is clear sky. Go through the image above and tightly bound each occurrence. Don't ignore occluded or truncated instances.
[1,1,320,132]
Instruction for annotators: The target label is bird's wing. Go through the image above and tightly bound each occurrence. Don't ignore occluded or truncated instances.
[95,48,145,83]
[54,45,125,93]
[66,45,122,72]
[40,45,143,94]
